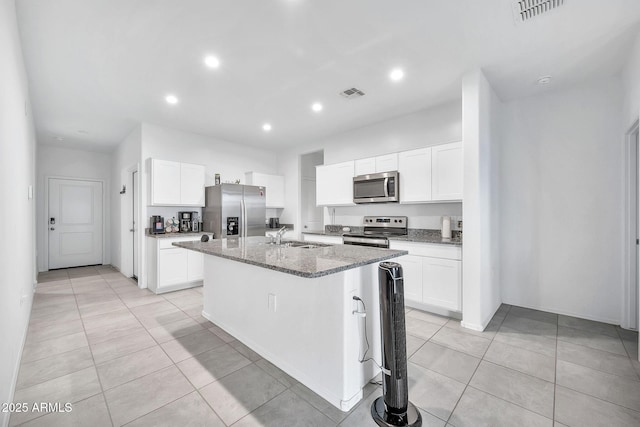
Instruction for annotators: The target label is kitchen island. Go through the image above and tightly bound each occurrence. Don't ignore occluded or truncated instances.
[173,237,407,411]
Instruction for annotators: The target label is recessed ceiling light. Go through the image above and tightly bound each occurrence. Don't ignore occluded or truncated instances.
[311,102,323,112]
[537,75,552,85]
[262,123,272,132]
[389,68,405,82]
[165,95,178,105]
[204,55,220,69]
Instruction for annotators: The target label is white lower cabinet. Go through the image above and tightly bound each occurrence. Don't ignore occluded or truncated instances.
[422,257,461,311]
[395,254,423,302]
[146,236,205,294]
[389,241,462,314]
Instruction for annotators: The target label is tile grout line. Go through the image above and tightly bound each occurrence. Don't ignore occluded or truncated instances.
[72,271,117,427]
[9,270,71,427]
[443,304,511,426]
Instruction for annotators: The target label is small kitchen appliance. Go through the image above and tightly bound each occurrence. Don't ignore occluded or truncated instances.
[268,217,280,229]
[178,211,197,233]
[353,171,399,204]
[150,216,165,234]
[371,262,422,427]
[343,216,407,248]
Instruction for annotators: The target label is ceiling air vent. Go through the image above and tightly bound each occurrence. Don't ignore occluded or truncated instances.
[513,0,565,24]
[340,87,365,99]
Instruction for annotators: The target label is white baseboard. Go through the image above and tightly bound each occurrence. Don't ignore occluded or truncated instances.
[503,300,620,326]
[2,299,32,427]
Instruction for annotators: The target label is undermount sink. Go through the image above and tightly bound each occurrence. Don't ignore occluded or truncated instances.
[267,240,330,249]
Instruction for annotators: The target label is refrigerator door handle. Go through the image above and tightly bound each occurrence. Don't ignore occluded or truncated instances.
[240,199,246,238]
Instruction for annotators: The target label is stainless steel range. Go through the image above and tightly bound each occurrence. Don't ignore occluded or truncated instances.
[342,216,407,248]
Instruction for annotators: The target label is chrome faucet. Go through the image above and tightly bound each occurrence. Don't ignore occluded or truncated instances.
[275,226,287,245]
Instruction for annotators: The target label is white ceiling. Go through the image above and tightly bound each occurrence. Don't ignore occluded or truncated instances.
[16,0,640,152]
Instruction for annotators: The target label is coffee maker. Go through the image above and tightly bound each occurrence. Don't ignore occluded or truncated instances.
[178,211,197,233]
[150,216,165,234]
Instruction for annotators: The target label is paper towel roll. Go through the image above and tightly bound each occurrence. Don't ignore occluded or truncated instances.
[441,216,452,239]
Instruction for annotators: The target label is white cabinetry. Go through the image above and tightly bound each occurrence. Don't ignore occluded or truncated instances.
[302,233,343,245]
[395,254,423,302]
[354,158,376,176]
[150,159,181,205]
[146,235,206,294]
[397,142,462,203]
[316,142,461,206]
[354,154,398,176]
[180,163,206,206]
[398,148,432,203]
[389,240,462,314]
[149,159,206,206]
[375,153,398,173]
[432,142,463,200]
[316,161,355,206]
[245,172,285,208]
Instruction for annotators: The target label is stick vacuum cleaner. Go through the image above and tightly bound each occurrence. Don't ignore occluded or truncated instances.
[371,262,422,427]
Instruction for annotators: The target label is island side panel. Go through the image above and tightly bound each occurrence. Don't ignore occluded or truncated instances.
[201,255,381,411]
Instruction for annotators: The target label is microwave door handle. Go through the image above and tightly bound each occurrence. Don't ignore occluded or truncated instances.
[384,177,389,197]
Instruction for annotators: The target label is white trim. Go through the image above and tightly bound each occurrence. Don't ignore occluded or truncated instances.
[3,296,32,427]
[623,121,640,330]
[503,300,620,326]
[44,176,106,271]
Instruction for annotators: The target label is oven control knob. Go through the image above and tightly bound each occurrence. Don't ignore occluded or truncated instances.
[399,219,403,223]
[394,219,397,223]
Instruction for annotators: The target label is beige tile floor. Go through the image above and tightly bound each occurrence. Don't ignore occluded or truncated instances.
[9,265,640,426]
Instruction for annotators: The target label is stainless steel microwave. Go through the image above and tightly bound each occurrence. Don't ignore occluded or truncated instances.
[353,171,399,203]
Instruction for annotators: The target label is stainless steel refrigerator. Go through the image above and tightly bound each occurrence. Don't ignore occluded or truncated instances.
[202,184,266,238]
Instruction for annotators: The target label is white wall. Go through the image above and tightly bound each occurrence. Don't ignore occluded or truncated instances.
[142,123,278,186]
[110,125,141,273]
[621,32,640,332]
[500,77,624,324]
[0,0,37,425]
[461,70,503,331]
[622,33,640,131]
[278,100,463,234]
[36,145,112,271]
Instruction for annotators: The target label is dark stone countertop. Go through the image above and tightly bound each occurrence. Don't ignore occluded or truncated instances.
[146,231,214,239]
[173,236,407,278]
[302,228,462,246]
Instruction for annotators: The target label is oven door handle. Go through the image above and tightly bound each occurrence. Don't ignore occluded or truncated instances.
[383,178,389,197]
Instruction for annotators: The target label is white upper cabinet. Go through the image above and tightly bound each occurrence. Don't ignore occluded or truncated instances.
[149,159,205,206]
[354,158,376,176]
[398,147,432,203]
[150,159,181,205]
[375,153,398,173]
[432,142,463,200]
[316,161,355,206]
[180,163,206,206]
[354,154,398,176]
[245,172,285,208]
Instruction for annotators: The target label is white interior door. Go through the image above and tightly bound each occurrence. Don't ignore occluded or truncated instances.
[49,178,103,269]
[133,171,138,278]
